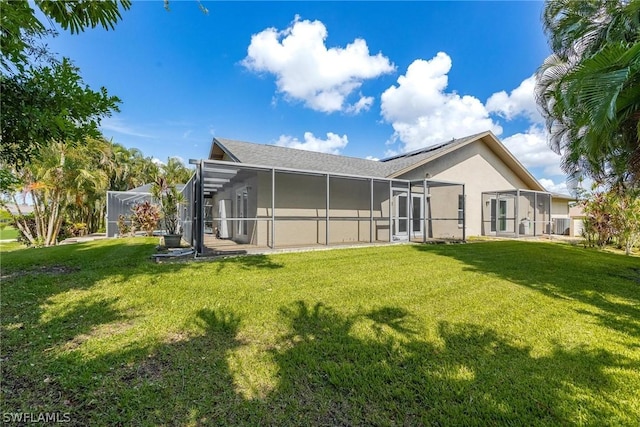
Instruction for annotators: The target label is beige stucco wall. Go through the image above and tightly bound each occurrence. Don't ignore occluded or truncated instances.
[397,141,533,237]
[551,199,570,217]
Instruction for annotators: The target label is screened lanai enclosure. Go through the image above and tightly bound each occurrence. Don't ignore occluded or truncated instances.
[189,160,466,254]
[106,183,191,238]
[481,190,552,237]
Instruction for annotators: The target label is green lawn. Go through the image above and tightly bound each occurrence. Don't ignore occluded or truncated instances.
[1,239,639,425]
[0,226,19,240]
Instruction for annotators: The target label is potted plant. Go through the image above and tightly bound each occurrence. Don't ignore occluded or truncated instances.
[152,177,184,248]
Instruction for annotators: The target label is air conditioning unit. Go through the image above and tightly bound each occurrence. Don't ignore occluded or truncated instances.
[553,218,570,235]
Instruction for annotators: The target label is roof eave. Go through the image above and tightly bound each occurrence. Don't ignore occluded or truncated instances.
[386,131,492,179]
[386,131,546,192]
[208,137,240,163]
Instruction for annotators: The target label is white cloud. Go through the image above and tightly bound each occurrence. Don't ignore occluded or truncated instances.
[275,132,348,155]
[539,178,569,195]
[501,125,563,176]
[379,59,571,189]
[380,52,502,152]
[486,75,543,124]
[365,155,380,161]
[345,95,374,114]
[243,16,395,113]
[101,117,153,138]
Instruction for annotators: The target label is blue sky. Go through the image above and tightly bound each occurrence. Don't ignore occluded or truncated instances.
[44,1,569,193]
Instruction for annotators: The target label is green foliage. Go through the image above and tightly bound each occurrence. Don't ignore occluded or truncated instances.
[536,0,640,186]
[117,214,131,237]
[36,0,132,34]
[12,213,43,247]
[162,157,193,185]
[0,0,49,71]
[109,145,161,191]
[152,176,184,235]
[0,209,12,231]
[581,191,614,248]
[131,201,160,236]
[0,167,22,193]
[3,137,169,246]
[608,189,640,255]
[0,0,131,72]
[581,187,640,255]
[0,59,120,167]
[67,222,88,237]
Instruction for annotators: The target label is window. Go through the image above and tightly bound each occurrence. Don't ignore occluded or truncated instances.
[458,194,464,227]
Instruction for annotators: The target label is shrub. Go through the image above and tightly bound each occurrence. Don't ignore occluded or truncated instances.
[581,188,640,255]
[131,201,160,236]
[117,214,131,237]
[11,214,72,247]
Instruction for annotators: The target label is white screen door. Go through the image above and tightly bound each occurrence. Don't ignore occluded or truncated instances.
[392,190,409,240]
[411,194,424,237]
[236,188,248,237]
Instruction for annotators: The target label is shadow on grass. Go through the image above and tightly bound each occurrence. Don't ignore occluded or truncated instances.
[4,301,635,425]
[0,238,214,418]
[1,296,133,414]
[413,241,640,340]
[213,254,284,273]
[0,238,202,340]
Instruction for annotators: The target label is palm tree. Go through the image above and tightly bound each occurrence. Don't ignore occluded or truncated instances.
[162,157,193,185]
[535,0,640,187]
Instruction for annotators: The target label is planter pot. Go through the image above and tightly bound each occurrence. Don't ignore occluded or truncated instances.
[163,234,182,248]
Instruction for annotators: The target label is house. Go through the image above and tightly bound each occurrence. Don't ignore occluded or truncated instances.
[184,130,572,253]
[569,205,586,238]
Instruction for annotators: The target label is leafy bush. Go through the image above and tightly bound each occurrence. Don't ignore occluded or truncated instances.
[12,214,38,246]
[131,201,160,236]
[581,192,613,249]
[117,214,131,237]
[0,209,12,230]
[11,214,72,247]
[67,222,88,237]
[581,188,640,255]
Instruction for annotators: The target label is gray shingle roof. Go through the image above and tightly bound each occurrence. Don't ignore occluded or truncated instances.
[212,132,487,178]
[379,132,487,175]
[214,138,394,178]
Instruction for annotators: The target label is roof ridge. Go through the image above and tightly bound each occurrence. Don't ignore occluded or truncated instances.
[380,131,489,162]
[215,137,382,164]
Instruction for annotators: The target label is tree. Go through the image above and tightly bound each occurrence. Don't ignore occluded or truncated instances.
[5,138,115,245]
[535,0,640,187]
[1,0,131,72]
[1,0,129,167]
[0,58,120,167]
[162,157,193,185]
[108,144,160,191]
